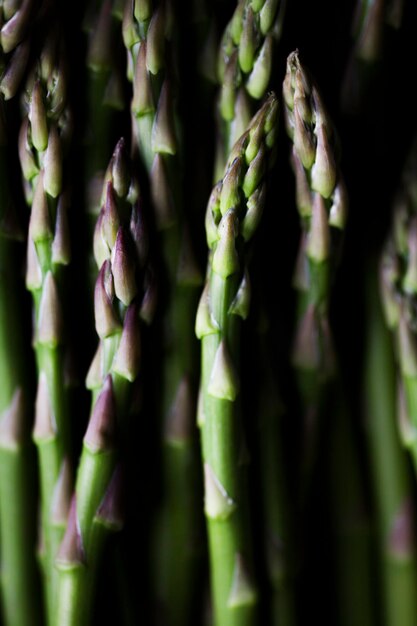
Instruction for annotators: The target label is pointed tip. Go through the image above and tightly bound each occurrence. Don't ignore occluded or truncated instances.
[51,457,73,526]
[220,50,238,122]
[1,3,33,53]
[0,40,30,100]
[307,193,330,263]
[94,210,110,268]
[43,124,63,198]
[229,270,251,319]
[134,0,152,23]
[101,182,120,250]
[19,117,39,181]
[94,260,121,339]
[241,184,266,241]
[37,272,64,347]
[112,304,141,381]
[26,237,42,291]
[84,375,116,453]
[208,340,240,401]
[111,138,130,199]
[259,0,280,35]
[292,304,320,371]
[150,153,176,229]
[205,183,222,248]
[52,193,71,265]
[220,158,242,215]
[238,7,255,74]
[86,342,104,390]
[212,210,240,279]
[310,124,337,199]
[29,172,52,243]
[389,497,416,561]
[195,283,219,339]
[227,553,258,608]
[164,375,195,444]
[95,465,124,530]
[33,372,56,442]
[291,148,312,218]
[56,496,85,570]
[328,178,348,229]
[151,80,177,155]
[29,80,48,152]
[111,227,137,306]
[246,34,273,100]
[139,266,158,325]
[132,41,154,116]
[130,198,149,268]
[146,6,166,76]
[242,144,266,198]
[87,0,113,71]
[0,387,26,450]
[204,463,236,520]
[177,228,202,286]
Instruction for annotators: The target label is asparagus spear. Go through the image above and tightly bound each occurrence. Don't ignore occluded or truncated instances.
[341,0,385,114]
[196,93,278,626]
[55,138,150,626]
[380,137,417,475]
[124,4,203,622]
[0,112,42,626]
[0,0,34,101]
[365,262,417,626]
[18,26,73,625]
[0,5,45,625]
[282,50,347,482]
[214,0,286,180]
[254,310,296,626]
[84,0,126,291]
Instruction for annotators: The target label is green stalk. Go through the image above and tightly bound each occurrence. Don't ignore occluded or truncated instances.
[255,316,296,626]
[84,0,125,290]
[56,465,123,625]
[55,140,148,625]
[341,0,399,114]
[0,238,41,626]
[365,263,417,626]
[124,5,204,623]
[18,29,73,624]
[380,136,417,479]
[0,0,34,100]
[214,0,286,179]
[0,7,42,616]
[197,94,278,626]
[283,50,348,491]
[329,388,376,626]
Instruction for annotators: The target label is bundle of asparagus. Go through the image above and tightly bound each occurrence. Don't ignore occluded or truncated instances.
[0,1,415,625]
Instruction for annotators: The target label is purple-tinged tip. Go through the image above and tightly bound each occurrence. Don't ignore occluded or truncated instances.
[95,465,124,530]
[113,304,141,382]
[94,260,121,339]
[56,496,85,570]
[84,375,116,453]
[111,227,137,306]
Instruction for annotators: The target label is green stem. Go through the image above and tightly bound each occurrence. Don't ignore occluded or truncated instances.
[201,270,257,626]
[256,333,296,626]
[0,238,42,626]
[33,328,69,626]
[55,450,115,626]
[365,267,417,625]
[329,384,376,626]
